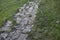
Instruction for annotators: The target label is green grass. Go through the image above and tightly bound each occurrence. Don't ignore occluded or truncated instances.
[0,0,28,26]
[27,0,60,40]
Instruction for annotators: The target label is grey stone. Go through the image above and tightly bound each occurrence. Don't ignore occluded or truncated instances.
[16,17,22,24]
[1,33,8,38]
[5,20,12,27]
[56,21,60,24]
[18,34,28,40]
[1,26,11,31]
[22,25,31,33]
[0,0,39,40]
[11,30,21,39]
[1,20,12,31]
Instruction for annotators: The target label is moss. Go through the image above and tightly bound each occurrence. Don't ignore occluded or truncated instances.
[28,0,60,40]
[0,0,28,26]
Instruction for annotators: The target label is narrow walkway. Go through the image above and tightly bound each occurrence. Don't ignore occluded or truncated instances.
[0,0,40,40]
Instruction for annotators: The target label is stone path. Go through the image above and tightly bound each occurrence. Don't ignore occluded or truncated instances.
[0,0,40,40]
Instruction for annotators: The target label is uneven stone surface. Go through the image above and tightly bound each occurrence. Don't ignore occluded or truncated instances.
[0,20,12,31]
[0,0,39,40]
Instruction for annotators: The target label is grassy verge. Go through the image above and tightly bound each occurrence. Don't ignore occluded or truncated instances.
[27,0,60,40]
[0,0,28,26]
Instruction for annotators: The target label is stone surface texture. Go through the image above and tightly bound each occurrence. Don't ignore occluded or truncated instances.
[0,0,40,40]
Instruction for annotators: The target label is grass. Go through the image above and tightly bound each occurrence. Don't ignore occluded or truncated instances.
[0,0,28,26]
[27,0,60,40]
